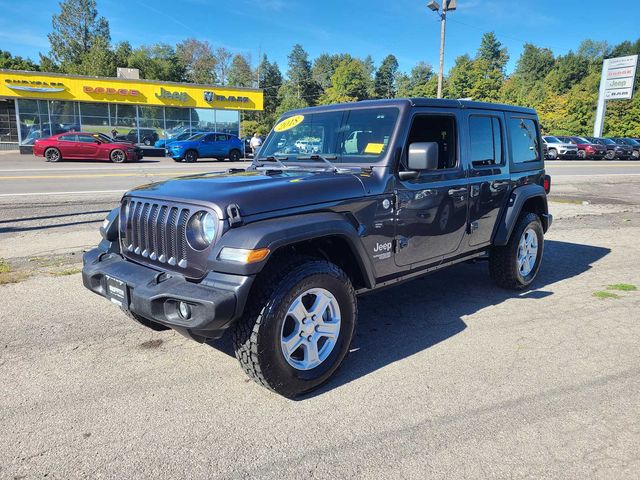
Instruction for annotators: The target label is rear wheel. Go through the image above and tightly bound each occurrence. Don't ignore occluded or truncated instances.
[143,138,151,146]
[232,257,357,398]
[184,150,198,163]
[489,212,544,290]
[229,149,242,162]
[45,147,61,162]
[605,150,615,160]
[577,150,586,160]
[110,149,126,163]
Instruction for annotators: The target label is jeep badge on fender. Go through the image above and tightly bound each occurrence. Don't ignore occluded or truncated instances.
[83,98,552,398]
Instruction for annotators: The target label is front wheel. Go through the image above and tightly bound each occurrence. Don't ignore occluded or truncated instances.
[110,149,126,163]
[547,148,558,160]
[605,150,615,160]
[232,257,357,398]
[489,212,544,290]
[184,150,198,163]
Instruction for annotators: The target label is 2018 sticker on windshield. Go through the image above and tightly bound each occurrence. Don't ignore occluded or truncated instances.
[274,115,304,132]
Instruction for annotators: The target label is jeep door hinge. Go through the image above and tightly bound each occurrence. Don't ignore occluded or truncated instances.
[226,204,243,227]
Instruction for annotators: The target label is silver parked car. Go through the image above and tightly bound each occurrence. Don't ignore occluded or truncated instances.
[542,136,578,159]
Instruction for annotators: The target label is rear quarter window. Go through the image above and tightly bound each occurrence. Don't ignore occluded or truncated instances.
[508,117,541,164]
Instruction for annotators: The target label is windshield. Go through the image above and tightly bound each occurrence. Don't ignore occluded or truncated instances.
[601,138,616,145]
[626,138,640,146]
[259,107,399,163]
[94,133,113,143]
[544,136,560,142]
[575,137,590,143]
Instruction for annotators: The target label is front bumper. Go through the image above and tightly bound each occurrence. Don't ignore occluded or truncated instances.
[82,248,254,341]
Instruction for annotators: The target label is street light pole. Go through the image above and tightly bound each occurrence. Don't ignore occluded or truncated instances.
[437,9,446,98]
[427,0,456,99]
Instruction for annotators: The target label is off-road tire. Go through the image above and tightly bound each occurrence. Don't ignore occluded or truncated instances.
[45,147,61,162]
[232,256,357,398]
[489,212,544,290]
[110,148,126,163]
[184,150,198,163]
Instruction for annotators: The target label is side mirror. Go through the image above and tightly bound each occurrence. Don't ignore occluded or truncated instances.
[94,140,101,144]
[408,142,439,170]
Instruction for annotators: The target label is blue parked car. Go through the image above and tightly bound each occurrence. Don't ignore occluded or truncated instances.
[167,132,244,162]
[155,130,199,149]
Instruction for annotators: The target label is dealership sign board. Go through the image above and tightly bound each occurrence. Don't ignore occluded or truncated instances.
[602,55,638,100]
[593,54,638,136]
[0,70,263,111]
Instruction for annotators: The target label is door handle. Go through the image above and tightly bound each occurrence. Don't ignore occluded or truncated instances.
[491,180,510,190]
[448,188,467,198]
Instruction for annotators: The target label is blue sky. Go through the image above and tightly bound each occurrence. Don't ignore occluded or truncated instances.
[1,0,639,76]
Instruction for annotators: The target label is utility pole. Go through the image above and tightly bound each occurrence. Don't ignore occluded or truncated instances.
[427,0,456,99]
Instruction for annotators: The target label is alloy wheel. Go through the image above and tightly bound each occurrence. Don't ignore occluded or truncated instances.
[517,227,538,277]
[280,288,341,371]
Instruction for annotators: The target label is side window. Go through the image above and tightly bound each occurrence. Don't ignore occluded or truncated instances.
[406,115,457,170]
[59,134,77,142]
[203,134,215,142]
[215,134,229,142]
[77,135,96,143]
[509,117,540,163]
[469,116,502,167]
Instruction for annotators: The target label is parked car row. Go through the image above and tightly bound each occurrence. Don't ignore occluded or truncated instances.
[543,135,640,160]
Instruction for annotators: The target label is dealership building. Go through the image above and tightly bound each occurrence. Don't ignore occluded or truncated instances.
[0,69,263,149]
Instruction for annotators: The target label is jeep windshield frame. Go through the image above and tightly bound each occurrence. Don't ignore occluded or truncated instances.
[256,105,402,167]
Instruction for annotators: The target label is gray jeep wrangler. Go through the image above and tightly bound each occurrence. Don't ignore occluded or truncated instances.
[83,99,552,397]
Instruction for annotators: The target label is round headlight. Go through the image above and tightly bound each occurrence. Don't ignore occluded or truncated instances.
[186,211,217,250]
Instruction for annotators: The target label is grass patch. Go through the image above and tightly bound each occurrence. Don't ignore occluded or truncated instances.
[52,268,82,277]
[607,283,637,292]
[593,290,621,299]
[0,258,11,274]
[0,271,30,285]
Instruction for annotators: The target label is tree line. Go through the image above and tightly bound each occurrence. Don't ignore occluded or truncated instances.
[1,0,638,137]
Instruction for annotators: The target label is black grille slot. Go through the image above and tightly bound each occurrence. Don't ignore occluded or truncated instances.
[121,198,198,273]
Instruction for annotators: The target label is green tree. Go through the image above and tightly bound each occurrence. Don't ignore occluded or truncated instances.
[446,54,474,98]
[0,50,39,71]
[113,41,132,69]
[374,54,399,98]
[544,52,589,95]
[227,54,254,87]
[68,36,115,76]
[286,44,319,103]
[312,53,353,92]
[47,0,110,68]
[397,62,434,97]
[256,54,283,126]
[320,59,370,104]
[176,39,216,84]
[476,32,509,72]
[128,44,184,82]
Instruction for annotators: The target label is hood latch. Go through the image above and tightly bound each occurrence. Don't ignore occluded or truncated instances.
[227,204,243,227]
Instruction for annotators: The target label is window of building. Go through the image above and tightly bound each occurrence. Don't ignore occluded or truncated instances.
[509,117,540,163]
[191,108,215,133]
[215,109,240,135]
[79,103,110,134]
[49,100,79,133]
[469,116,503,167]
[17,99,50,145]
[110,104,137,140]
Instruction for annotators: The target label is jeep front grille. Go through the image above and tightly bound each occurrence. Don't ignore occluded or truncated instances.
[119,197,213,277]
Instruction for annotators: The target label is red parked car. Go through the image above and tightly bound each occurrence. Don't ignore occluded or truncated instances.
[33,132,142,163]
[556,136,606,160]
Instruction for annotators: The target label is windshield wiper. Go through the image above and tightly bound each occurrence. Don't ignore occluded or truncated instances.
[297,154,340,172]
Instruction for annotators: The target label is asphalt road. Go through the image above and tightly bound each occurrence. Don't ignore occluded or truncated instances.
[1,153,640,478]
[0,153,639,199]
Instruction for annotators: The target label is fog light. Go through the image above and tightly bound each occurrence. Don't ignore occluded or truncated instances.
[178,301,191,320]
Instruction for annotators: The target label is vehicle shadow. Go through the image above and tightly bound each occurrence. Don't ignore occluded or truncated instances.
[207,240,610,399]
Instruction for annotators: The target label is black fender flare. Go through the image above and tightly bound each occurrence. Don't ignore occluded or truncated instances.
[493,184,549,246]
[208,212,376,288]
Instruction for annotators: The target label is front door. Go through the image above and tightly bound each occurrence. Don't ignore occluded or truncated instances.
[464,111,511,248]
[395,113,469,267]
[75,134,101,159]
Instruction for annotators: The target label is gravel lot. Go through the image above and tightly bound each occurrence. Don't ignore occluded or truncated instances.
[1,173,639,479]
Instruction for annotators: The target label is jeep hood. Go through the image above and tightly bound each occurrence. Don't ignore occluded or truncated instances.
[126,169,367,217]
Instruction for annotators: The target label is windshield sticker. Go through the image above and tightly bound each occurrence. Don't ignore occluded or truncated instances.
[364,143,384,154]
[274,115,304,132]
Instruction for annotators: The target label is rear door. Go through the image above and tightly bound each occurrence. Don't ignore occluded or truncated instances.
[199,133,217,157]
[56,134,79,158]
[463,111,511,248]
[215,134,230,157]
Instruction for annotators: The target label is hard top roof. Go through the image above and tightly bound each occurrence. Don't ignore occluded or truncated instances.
[284,98,536,116]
